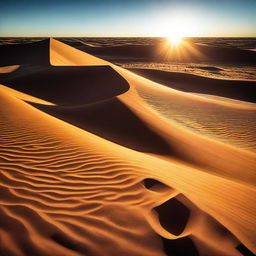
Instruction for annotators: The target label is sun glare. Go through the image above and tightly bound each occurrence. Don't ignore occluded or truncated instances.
[168,35,182,45]
[154,13,200,44]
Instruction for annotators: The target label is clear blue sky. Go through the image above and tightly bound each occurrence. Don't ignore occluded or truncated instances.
[0,0,255,37]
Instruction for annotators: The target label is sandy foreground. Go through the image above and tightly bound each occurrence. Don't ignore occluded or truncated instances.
[0,38,255,256]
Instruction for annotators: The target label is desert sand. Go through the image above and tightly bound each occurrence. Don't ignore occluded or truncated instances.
[0,38,255,256]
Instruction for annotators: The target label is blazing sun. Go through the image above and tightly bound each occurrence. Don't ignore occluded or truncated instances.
[168,35,182,46]
[161,13,199,46]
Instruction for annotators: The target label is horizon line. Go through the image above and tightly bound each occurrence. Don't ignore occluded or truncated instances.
[1,36,256,38]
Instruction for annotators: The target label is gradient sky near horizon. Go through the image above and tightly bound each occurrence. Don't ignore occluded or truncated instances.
[0,0,255,37]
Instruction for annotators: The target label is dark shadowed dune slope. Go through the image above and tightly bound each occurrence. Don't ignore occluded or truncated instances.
[0,39,50,66]
[31,98,171,154]
[0,65,129,105]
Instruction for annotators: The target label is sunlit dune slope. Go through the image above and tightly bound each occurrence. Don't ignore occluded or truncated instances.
[0,38,256,256]
[0,88,166,256]
[126,72,256,153]
[0,84,54,105]
[0,65,20,74]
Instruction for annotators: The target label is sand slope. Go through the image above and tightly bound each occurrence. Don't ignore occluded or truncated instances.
[128,68,256,103]
[0,39,256,256]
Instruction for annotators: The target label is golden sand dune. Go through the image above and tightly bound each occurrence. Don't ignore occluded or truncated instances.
[132,76,256,152]
[0,39,256,256]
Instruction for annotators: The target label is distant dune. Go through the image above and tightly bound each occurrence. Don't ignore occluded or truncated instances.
[0,38,255,256]
[128,68,256,103]
[75,39,256,63]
